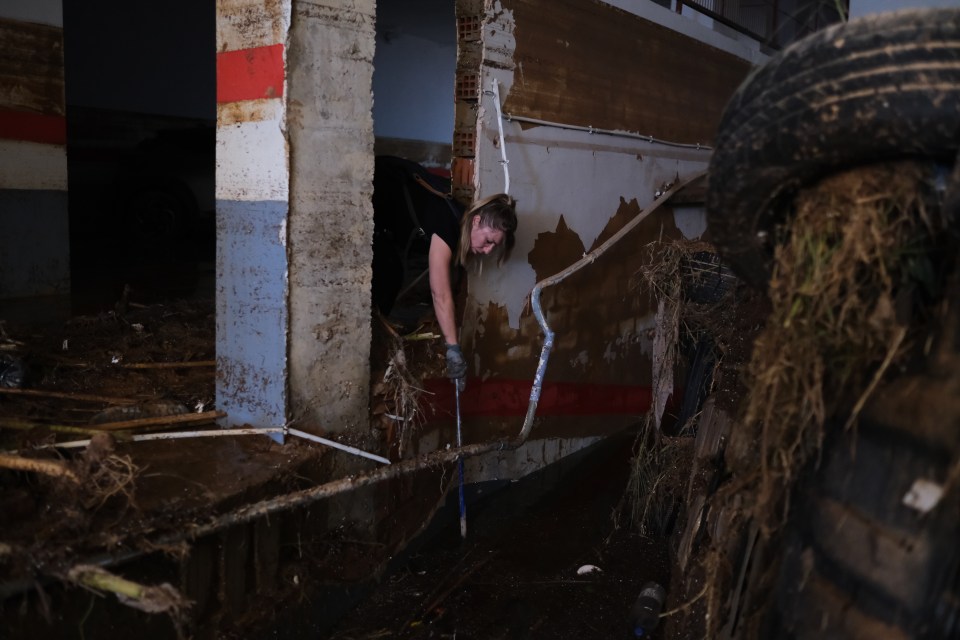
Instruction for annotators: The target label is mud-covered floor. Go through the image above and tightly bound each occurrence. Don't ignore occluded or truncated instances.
[0,269,675,640]
[0,290,329,583]
[324,433,669,640]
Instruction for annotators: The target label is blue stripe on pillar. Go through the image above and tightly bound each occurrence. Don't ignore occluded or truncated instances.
[0,189,69,298]
[215,199,288,440]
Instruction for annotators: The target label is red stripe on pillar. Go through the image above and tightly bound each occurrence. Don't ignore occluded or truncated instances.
[422,378,657,418]
[0,110,66,145]
[217,43,285,104]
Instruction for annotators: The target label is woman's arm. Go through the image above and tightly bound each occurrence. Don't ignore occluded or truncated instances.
[428,234,459,346]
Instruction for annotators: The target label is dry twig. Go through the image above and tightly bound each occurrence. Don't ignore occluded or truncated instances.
[0,453,79,481]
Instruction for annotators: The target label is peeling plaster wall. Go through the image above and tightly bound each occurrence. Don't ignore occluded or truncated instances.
[286,0,375,435]
[444,0,758,461]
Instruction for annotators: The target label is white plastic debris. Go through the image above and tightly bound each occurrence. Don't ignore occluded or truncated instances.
[132,323,144,333]
[577,564,602,576]
[61,339,68,351]
[111,354,122,364]
[902,478,944,514]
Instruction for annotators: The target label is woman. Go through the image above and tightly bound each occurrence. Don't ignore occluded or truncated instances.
[430,193,517,387]
[371,157,517,386]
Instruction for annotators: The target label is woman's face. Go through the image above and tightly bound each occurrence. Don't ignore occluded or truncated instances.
[470,216,505,255]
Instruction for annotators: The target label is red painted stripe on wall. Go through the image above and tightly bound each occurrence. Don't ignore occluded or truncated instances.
[217,43,285,104]
[0,109,66,145]
[422,378,656,418]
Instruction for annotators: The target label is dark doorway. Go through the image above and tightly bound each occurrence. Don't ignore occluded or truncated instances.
[62,0,216,310]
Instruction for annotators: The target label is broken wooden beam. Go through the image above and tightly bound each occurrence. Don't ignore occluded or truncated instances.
[120,360,216,369]
[0,453,79,481]
[89,410,226,432]
[0,388,136,405]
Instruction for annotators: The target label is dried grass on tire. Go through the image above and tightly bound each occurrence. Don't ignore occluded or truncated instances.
[728,161,945,532]
[702,160,952,635]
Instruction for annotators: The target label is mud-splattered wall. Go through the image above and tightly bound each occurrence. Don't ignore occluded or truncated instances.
[0,1,69,298]
[436,0,761,479]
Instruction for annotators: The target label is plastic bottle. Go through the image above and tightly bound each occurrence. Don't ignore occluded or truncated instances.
[630,581,666,637]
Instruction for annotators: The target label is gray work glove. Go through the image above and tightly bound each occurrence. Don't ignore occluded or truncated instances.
[445,343,467,390]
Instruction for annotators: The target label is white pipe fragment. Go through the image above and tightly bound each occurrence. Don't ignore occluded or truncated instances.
[7,427,391,466]
[490,79,510,194]
[286,428,391,465]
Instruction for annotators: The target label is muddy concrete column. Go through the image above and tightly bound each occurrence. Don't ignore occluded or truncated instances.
[0,1,69,299]
[216,0,374,436]
[286,1,375,435]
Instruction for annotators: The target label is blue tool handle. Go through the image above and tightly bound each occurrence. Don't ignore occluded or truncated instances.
[455,382,466,538]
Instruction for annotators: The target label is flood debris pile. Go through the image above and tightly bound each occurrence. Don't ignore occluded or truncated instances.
[0,299,325,636]
[628,161,957,638]
[0,431,138,510]
[0,291,460,637]
[369,312,446,460]
[624,236,760,637]
[0,301,217,541]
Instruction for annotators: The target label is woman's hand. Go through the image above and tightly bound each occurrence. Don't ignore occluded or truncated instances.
[445,344,467,390]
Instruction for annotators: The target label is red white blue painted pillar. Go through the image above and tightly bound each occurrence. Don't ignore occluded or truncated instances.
[0,1,69,299]
[216,4,291,437]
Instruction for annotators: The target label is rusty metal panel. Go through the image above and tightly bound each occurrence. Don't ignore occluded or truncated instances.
[502,0,751,145]
[0,17,64,115]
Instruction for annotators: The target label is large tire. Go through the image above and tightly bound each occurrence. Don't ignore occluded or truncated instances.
[707,8,960,289]
[774,279,960,639]
[705,9,960,639]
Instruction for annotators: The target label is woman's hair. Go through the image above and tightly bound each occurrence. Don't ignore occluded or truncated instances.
[455,193,518,267]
